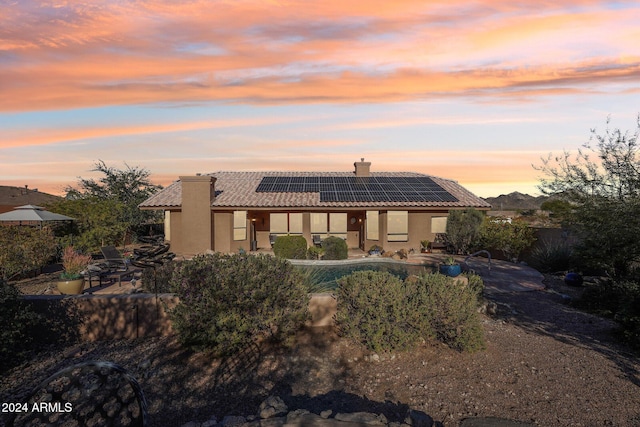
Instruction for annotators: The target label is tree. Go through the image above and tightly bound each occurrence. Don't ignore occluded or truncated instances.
[0,227,58,281]
[536,115,640,276]
[49,161,163,249]
[445,208,484,254]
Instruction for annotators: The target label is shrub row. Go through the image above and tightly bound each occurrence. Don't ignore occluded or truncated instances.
[335,270,485,353]
[273,235,348,260]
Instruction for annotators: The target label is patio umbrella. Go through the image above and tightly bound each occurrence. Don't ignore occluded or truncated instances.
[0,204,74,225]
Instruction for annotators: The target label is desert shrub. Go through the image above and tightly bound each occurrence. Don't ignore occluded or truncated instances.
[445,208,484,254]
[322,236,348,260]
[574,279,640,350]
[273,235,308,259]
[335,270,485,353]
[464,272,485,303]
[479,217,536,262]
[412,273,485,352]
[0,226,58,281]
[0,281,43,373]
[335,271,424,353]
[141,260,179,293]
[529,239,574,273]
[307,246,324,260]
[169,253,309,356]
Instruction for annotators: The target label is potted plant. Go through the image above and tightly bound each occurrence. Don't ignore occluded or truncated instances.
[57,246,92,295]
[420,240,430,253]
[439,256,461,277]
[368,245,383,256]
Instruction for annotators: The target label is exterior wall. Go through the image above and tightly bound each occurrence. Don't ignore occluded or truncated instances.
[180,176,215,255]
[213,211,232,253]
[164,210,171,242]
[364,210,450,252]
[167,210,183,254]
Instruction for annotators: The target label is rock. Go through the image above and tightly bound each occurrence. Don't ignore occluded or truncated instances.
[370,353,380,362]
[391,253,402,260]
[320,410,332,419]
[180,422,200,427]
[286,409,311,422]
[397,248,408,259]
[259,396,288,419]
[221,415,246,426]
[335,412,388,425]
[202,418,217,427]
[405,409,434,427]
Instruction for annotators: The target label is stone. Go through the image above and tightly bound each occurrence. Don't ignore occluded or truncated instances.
[335,412,388,425]
[397,248,409,259]
[180,422,200,427]
[404,409,434,427]
[320,410,333,419]
[221,415,246,426]
[286,409,310,422]
[259,395,288,419]
[202,418,218,427]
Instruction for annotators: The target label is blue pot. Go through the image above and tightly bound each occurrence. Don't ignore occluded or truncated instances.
[439,264,461,277]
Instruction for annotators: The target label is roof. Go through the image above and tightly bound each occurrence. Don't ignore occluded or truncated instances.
[0,205,74,222]
[140,171,491,210]
[0,186,60,213]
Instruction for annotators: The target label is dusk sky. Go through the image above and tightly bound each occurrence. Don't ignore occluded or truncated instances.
[1,0,639,197]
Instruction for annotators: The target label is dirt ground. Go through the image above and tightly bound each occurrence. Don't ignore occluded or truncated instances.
[2,275,640,426]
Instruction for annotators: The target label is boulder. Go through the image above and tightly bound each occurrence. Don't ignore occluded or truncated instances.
[334,412,388,425]
[259,395,288,419]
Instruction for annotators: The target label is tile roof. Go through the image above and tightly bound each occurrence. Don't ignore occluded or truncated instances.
[139,171,491,209]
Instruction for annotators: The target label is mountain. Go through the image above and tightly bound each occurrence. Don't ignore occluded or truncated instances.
[482,192,550,211]
[0,185,61,214]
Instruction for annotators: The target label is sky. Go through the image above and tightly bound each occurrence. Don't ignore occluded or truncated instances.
[1,0,639,198]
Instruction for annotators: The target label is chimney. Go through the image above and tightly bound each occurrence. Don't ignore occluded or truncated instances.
[179,175,216,254]
[354,158,371,177]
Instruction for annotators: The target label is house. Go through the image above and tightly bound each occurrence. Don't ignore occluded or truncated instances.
[139,160,491,256]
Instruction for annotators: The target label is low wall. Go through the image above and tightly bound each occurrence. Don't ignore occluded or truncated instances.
[22,293,337,342]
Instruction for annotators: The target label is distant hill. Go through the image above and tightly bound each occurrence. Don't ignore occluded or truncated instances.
[0,185,61,214]
[483,192,550,211]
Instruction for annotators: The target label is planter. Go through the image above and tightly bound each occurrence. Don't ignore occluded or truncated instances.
[439,264,461,277]
[57,278,85,295]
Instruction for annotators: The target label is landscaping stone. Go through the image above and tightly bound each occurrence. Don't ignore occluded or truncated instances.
[320,410,333,419]
[259,396,288,419]
[334,412,388,425]
[221,415,247,426]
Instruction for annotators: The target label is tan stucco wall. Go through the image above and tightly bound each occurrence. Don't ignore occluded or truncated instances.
[180,176,215,255]
[213,211,232,253]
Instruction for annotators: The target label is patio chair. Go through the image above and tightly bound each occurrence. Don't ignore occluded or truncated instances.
[269,234,277,247]
[312,234,323,247]
[100,245,128,271]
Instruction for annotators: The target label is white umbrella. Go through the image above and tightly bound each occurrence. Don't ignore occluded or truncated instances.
[0,205,74,224]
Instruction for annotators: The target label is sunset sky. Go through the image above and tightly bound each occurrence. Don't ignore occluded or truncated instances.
[1,0,639,197]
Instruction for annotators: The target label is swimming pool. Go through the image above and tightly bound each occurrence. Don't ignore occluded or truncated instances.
[290,258,435,292]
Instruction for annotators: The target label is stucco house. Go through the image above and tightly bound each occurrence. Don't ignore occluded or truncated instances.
[139,160,491,257]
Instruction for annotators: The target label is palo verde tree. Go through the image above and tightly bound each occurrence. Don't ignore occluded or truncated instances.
[48,161,162,251]
[536,115,640,276]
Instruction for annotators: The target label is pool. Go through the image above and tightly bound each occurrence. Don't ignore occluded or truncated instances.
[290,258,435,292]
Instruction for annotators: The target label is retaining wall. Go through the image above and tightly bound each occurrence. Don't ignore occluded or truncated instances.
[22,293,337,342]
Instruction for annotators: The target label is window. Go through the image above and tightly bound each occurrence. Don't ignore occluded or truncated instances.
[329,213,347,239]
[270,213,303,235]
[311,213,328,237]
[366,211,379,240]
[233,211,247,240]
[431,216,448,234]
[387,211,408,242]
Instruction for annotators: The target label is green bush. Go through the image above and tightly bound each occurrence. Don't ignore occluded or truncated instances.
[307,246,324,260]
[141,260,179,293]
[169,253,309,356]
[445,208,484,254]
[479,217,536,262]
[0,226,58,281]
[335,270,485,353]
[335,271,423,353]
[273,235,308,259]
[322,236,348,260]
[0,281,43,373]
[529,239,574,273]
[412,273,485,352]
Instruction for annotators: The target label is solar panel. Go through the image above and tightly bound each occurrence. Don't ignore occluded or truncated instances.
[255,176,458,202]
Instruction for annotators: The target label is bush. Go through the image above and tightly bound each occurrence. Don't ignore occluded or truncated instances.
[335,271,423,353]
[307,246,324,260]
[169,253,309,356]
[335,270,485,353]
[0,226,58,281]
[412,273,485,352]
[322,236,348,260]
[479,217,536,262]
[529,239,574,273]
[445,208,484,254]
[141,260,179,293]
[0,281,43,373]
[273,235,308,259]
